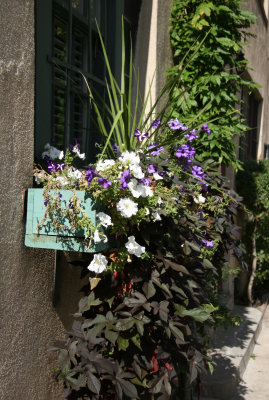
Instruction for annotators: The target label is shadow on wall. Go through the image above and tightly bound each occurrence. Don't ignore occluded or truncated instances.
[53,251,92,331]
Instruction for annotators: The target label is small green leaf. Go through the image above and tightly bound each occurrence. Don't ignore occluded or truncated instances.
[117,336,129,351]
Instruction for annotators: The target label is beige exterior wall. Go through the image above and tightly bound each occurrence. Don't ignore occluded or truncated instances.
[0,1,63,399]
[243,0,269,159]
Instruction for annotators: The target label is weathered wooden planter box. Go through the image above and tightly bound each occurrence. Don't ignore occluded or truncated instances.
[25,189,111,253]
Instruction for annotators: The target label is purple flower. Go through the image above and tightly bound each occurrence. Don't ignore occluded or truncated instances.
[97,178,112,189]
[201,239,214,247]
[151,120,161,129]
[140,177,152,186]
[202,182,209,191]
[168,118,185,130]
[215,195,221,203]
[120,169,132,190]
[201,124,211,135]
[44,198,49,206]
[198,210,204,220]
[112,143,120,154]
[85,167,98,185]
[58,193,62,198]
[148,143,165,157]
[47,161,66,173]
[148,164,157,174]
[134,129,149,142]
[184,129,198,142]
[175,144,196,160]
[192,165,205,181]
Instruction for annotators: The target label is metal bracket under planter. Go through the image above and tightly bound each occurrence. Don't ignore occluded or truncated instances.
[25,188,112,253]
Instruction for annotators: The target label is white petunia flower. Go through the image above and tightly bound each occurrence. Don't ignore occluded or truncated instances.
[130,164,145,179]
[87,254,108,273]
[127,179,153,198]
[152,208,162,222]
[194,194,206,204]
[125,236,145,257]
[93,230,102,243]
[96,159,115,172]
[119,151,140,166]
[97,212,113,228]
[72,145,85,160]
[68,168,82,181]
[42,144,64,160]
[153,172,163,180]
[116,198,138,218]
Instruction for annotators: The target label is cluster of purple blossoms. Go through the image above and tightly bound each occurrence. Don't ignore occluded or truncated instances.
[201,124,210,135]
[120,169,132,190]
[97,178,111,189]
[191,165,205,181]
[148,143,165,157]
[134,129,149,142]
[85,166,98,185]
[148,164,157,174]
[168,118,189,131]
[175,144,196,160]
[184,129,198,143]
[112,143,120,154]
[47,161,66,174]
[201,239,214,247]
[151,120,161,129]
[191,165,209,190]
[140,177,151,186]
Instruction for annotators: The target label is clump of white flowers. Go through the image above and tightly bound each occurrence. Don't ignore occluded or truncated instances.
[87,254,108,273]
[116,198,138,218]
[125,236,145,258]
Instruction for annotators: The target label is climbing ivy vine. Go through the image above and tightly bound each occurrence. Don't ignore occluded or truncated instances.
[168,0,258,170]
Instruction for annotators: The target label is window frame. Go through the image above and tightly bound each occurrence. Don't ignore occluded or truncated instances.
[35,0,124,159]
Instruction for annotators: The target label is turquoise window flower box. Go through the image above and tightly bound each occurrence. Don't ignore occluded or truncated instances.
[25,189,111,253]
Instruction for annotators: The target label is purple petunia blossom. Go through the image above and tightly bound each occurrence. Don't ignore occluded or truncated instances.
[112,143,120,154]
[201,239,214,247]
[120,169,132,190]
[85,166,98,185]
[175,144,196,160]
[192,165,205,181]
[97,178,112,189]
[151,120,161,129]
[201,124,211,135]
[134,129,149,142]
[148,143,165,157]
[44,198,49,206]
[148,164,157,174]
[168,118,186,130]
[184,129,198,142]
[47,161,66,173]
[140,177,152,186]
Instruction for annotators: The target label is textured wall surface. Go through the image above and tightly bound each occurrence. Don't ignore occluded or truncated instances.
[0,1,64,399]
[244,0,269,158]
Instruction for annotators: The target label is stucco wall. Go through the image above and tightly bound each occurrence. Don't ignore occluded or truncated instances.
[0,1,64,399]
[243,0,269,158]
